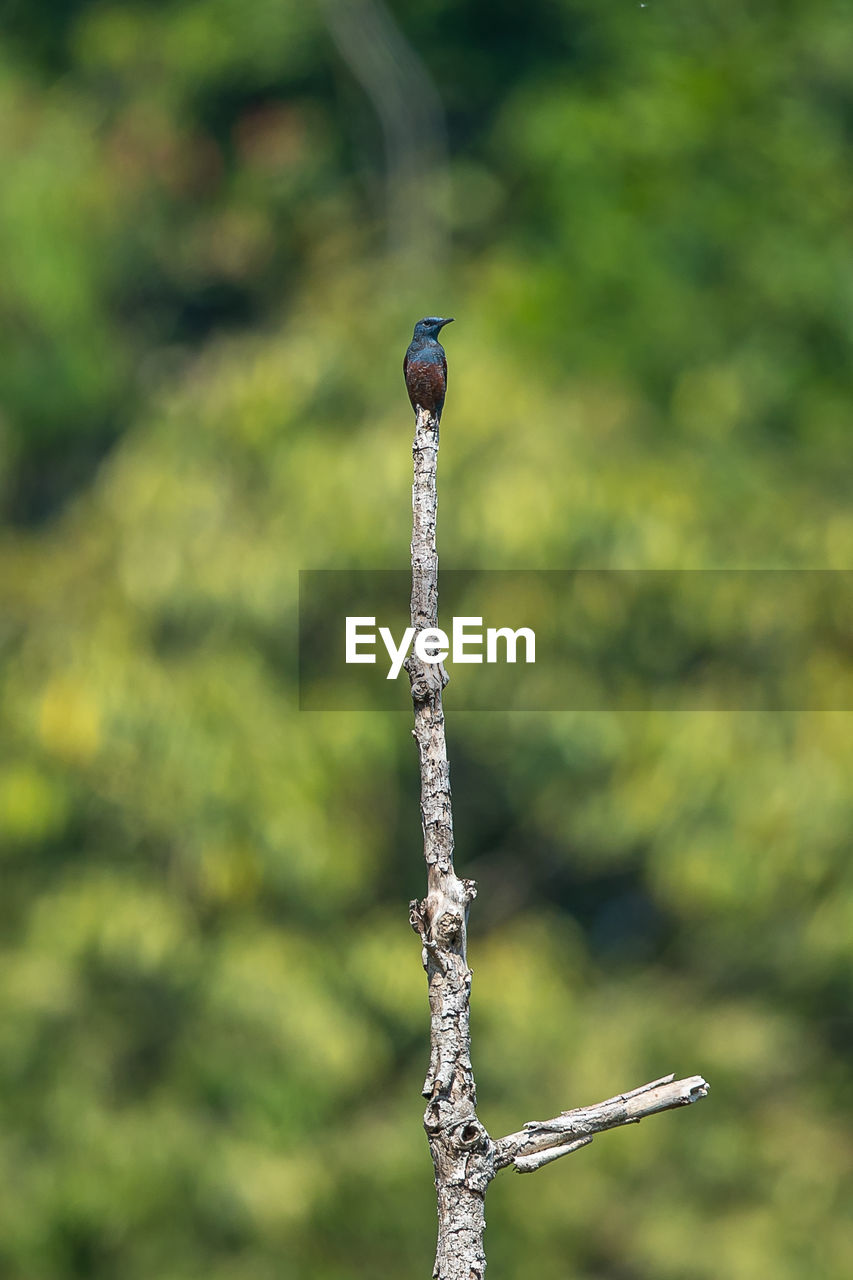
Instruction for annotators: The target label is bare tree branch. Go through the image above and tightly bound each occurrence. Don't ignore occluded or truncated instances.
[495,1073,710,1173]
[405,403,493,1279]
[402,384,709,1276]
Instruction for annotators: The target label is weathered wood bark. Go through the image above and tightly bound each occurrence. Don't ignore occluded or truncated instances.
[494,1073,710,1173]
[404,400,709,1279]
[405,405,491,1278]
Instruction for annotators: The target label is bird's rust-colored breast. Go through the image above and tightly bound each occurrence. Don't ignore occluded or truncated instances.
[404,356,447,414]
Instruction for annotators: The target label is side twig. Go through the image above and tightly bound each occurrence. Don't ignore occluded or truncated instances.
[494,1073,710,1173]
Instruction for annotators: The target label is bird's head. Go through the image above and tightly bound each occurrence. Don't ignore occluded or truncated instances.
[413,316,454,340]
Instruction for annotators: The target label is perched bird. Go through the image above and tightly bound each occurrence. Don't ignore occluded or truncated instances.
[404,317,454,420]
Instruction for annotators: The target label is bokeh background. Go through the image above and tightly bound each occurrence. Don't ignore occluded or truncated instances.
[1,2,852,1277]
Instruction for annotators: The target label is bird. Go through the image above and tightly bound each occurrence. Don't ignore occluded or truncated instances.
[404,317,454,420]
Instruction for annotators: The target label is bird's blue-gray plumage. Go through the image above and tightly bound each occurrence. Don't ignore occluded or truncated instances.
[404,317,454,419]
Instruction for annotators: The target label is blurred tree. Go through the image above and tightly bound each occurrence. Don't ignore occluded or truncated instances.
[0,2,851,1277]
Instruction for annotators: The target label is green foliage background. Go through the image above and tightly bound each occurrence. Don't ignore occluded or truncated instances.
[1,1,852,1276]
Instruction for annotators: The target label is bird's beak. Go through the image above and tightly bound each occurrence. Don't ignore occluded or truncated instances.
[440,318,454,328]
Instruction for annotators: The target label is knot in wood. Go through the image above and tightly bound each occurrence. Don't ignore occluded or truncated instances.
[423,1096,451,1134]
[406,669,433,704]
[433,909,463,948]
[455,1117,488,1152]
[405,656,448,703]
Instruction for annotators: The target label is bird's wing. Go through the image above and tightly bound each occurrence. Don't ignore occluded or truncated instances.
[441,349,447,383]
